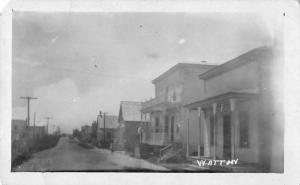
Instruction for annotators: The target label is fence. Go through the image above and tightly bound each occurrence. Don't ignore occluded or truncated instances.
[11,132,60,168]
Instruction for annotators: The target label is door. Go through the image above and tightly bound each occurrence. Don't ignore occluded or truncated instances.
[223,115,231,159]
[164,115,169,134]
[170,116,174,142]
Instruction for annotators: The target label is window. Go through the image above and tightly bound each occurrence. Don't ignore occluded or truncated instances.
[164,116,169,133]
[239,111,249,148]
[210,116,214,146]
[172,92,176,101]
[170,116,175,141]
[155,117,160,132]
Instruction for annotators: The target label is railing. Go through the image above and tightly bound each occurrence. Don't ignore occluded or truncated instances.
[142,95,166,110]
[159,142,184,161]
[145,132,169,146]
[160,143,173,159]
[142,93,182,111]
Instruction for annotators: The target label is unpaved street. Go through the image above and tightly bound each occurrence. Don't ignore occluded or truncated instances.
[14,137,167,172]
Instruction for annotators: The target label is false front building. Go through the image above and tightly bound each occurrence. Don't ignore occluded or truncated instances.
[185,46,284,172]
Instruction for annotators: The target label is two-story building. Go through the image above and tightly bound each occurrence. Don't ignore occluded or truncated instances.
[141,63,216,157]
[185,46,283,172]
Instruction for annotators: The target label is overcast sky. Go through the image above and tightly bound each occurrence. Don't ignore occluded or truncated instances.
[12,12,273,133]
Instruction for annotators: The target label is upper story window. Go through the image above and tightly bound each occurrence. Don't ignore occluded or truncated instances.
[172,92,176,101]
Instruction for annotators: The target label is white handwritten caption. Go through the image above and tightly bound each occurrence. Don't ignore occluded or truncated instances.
[197,159,239,167]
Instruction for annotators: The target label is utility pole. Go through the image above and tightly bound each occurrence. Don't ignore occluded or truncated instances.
[98,111,107,147]
[33,112,36,138]
[20,96,38,127]
[96,111,101,146]
[103,112,106,145]
[44,117,52,135]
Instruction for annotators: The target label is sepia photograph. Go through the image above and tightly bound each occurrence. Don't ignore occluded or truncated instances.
[10,11,284,173]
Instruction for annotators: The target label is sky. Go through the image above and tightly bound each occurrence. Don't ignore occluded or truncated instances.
[12,12,274,133]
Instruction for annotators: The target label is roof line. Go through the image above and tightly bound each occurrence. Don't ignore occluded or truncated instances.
[198,46,272,80]
[152,63,217,84]
[120,101,142,104]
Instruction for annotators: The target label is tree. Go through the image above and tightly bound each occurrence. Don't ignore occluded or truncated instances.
[73,129,80,138]
[91,121,98,139]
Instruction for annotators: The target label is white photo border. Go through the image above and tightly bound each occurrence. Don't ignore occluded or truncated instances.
[1,0,300,185]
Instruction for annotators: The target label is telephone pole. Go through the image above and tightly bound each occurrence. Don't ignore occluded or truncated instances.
[33,112,36,138]
[98,111,107,147]
[103,112,106,144]
[44,117,52,135]
[96,111,101,146]
[20,96,38,127]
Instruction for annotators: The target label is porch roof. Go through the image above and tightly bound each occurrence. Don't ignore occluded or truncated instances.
[141,101,182,113]
[184,92,258,109]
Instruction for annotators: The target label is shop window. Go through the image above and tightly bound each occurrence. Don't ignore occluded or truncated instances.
[239,111,250,148]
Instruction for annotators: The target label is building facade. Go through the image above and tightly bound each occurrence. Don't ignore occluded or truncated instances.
[141,63,216,151]
[12,119,27,141]
[185,46,284,172]
[97,115,118,145]
[12,119,46,162]
[81,125,92,142]
[27,126,46,138]
[116,101,150,153]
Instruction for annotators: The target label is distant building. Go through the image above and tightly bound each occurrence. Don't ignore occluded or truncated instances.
[185,46,283,172]
[141,63,216,155]
[27,126,46,138]
[12,119,27,141]
[12,119,46,161]
[81,125,92,142]
[97,115,118,145]
[116,101,150,153]
[12,119,46,140]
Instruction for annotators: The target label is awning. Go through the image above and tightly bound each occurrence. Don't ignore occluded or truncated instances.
[184,92,259,109]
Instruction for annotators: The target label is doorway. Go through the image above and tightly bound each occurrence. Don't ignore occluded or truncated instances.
[170,116,174,142]
[223,114,231,159]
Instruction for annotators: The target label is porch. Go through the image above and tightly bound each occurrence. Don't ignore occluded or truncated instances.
[185,92,259,162]
[145,132,171,146]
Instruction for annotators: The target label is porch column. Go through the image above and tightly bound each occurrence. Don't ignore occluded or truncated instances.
[197,107,201,158]
[162,110,167,143]
[202,109,210,157]
[186,109,190,158]
[230,98,238,160]
[212,103,217,159]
